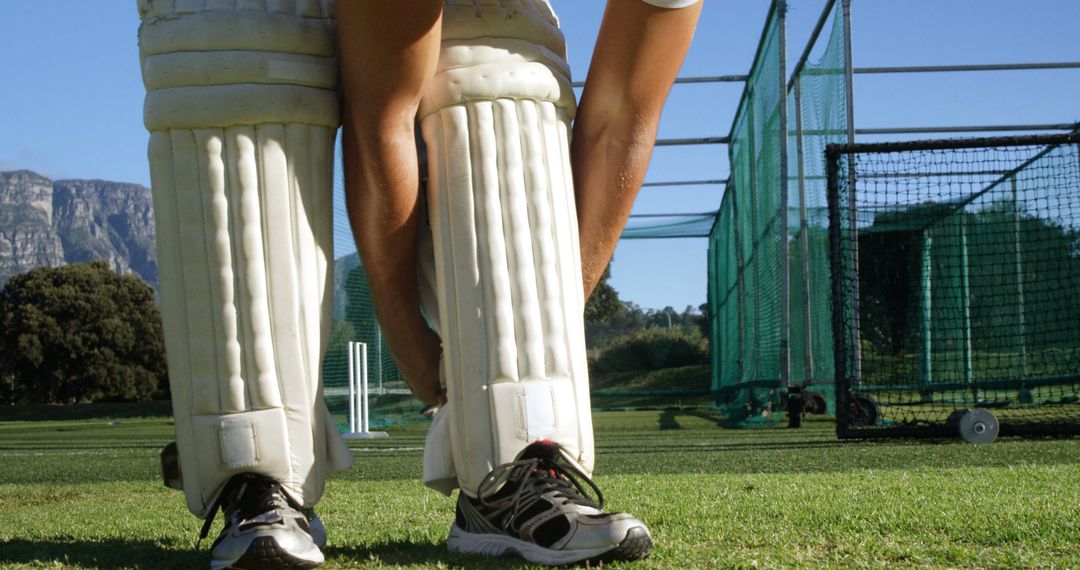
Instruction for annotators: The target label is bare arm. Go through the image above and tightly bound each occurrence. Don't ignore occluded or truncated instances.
[337,1,445,405]
[573,0,702,297]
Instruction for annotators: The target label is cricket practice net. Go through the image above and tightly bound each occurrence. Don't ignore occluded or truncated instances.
[828,133,1080,438]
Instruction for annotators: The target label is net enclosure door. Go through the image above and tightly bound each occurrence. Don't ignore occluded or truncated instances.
[828,133,1080,439]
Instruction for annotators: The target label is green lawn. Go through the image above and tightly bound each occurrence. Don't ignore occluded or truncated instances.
[1,406,1079,568]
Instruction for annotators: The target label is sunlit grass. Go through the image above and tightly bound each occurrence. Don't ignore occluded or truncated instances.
[1,407,1078,568]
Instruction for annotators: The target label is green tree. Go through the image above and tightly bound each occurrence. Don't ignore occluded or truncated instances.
[0,261,167,404]
[584,262,621,324]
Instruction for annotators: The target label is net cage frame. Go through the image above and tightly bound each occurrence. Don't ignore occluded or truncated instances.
[826,132,1080,439]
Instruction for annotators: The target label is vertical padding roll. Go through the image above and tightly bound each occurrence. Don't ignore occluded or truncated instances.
[170,129,221,416]
[223,126,282,411]
[493,99,546,381]
[518,99,570,380]
[194,129,246,413]
[426,104,499,486]
[470,101,518,384]
[284,123,317,392]
[546,105,594,469]
[149,131,204,515]
[256,123,307,492]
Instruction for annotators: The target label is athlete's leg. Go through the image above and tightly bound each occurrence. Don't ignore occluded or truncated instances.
[415,1,650,563]
[139,2,351,566]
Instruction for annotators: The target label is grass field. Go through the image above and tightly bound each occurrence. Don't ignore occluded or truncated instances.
[2,405,1079,569]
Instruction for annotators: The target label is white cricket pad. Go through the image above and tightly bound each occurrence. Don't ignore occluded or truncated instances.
[420,0,594,496]
[139,1,352,518]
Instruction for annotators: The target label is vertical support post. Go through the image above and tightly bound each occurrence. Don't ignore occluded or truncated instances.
[747,92,761,384]
[959,219,976,402]
[794,77,815,383]
[376,327,384,393]
[841,0,862,384]
[360,342,370,433]
[1011,175,1031,403]
[348,341,356,434]
[920,233,933,401]
[344,341,389,439]
[731,182,747,390]
[778,0,791,390]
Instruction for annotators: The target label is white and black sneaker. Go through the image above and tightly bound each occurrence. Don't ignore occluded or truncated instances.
[448,441,653,566]
[199,473,325,570]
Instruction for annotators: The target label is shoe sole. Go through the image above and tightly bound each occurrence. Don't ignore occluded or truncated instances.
[214,536,324,570]
[448,525,652,566]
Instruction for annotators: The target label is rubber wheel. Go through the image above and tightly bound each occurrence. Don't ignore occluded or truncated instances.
[805,393,827,415]
[956,408,999,444]
[848,393,879,427]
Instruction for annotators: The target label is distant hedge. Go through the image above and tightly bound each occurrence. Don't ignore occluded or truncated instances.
[592,327,708,373]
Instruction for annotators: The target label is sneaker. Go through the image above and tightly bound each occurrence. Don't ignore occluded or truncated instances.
[199,473,325,570]
[447,441,653,565]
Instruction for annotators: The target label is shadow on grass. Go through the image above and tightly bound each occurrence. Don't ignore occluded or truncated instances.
[658,409,726,430]
[0,538,205,569]
[0,538,541,569]
[325,541,537,569]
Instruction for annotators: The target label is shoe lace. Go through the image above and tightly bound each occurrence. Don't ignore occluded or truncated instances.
[476,446,605,532]
[197,473,298,548]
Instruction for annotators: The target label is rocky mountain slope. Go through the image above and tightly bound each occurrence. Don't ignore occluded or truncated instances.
[0,170,157,287]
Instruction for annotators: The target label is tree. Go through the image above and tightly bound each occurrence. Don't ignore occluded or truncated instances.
[0,261,167,404]
[584,262,621,324]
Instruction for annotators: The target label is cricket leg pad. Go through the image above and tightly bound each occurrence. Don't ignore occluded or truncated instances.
[419,0,594,497]
[139,2,351,518]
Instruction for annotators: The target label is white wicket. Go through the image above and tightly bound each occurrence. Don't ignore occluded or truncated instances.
[345,341,388,439]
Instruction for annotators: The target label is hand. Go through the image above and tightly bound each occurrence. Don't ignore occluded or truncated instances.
[395,327,446,406]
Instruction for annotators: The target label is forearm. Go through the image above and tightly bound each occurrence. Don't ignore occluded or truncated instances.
[573,110,658,297]
[338,1,445,404]
[573,0,702,297]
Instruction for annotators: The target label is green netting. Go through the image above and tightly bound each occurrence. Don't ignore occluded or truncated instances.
[322,146,427,433]
[708,1,787,426]
[621,214,716,240]
[783,3,848,412]
[707,0,848,425]
[830,134,1080,437]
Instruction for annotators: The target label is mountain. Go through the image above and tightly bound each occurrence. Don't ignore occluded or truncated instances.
[0,170,157,287]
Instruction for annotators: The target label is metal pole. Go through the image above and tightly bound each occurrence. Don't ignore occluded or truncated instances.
[731,183,747,389]
[855,124,1077,136]
[641,179,727,188]
[1011,176,1029,392]
[788,0,839,89]
[361,342,370,433]
[841,0,862,384]
[853,61,1080,75]
[959,219,975,401]
[920,234,933,400]
[655,137,730,146]
[747,92,761,383]
[629,211,720,218]
[778,0,791,390]
[571,74,749,88]
[794,77,815,383]
[376,329,384,394]
[348,341,356,434]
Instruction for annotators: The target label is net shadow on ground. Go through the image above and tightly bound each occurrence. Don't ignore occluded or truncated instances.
[324,542,536,569]
[0,538,206,570]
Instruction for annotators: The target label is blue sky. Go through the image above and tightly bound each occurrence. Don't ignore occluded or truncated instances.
[1,1,1078,311]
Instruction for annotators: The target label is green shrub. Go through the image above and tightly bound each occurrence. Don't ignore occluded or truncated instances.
[593,327,708,373]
